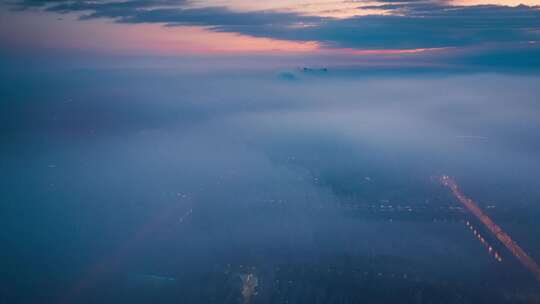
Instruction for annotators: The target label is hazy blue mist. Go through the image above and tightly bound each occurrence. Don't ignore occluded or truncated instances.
[2,59,540,303]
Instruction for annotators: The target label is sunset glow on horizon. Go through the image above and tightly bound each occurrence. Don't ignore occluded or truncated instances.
[2,0,539,56]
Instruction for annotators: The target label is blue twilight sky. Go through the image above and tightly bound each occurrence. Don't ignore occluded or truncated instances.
[1,0,540,69]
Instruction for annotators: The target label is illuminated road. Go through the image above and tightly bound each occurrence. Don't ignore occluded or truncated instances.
[464,220,503,262]
[441,176,540,283]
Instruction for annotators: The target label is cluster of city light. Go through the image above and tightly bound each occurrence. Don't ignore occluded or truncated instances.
[441,175,540,283]
[241,273,258,304]
[465,220,502,262]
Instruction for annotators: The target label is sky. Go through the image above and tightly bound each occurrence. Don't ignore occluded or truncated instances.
[1,0,540,69]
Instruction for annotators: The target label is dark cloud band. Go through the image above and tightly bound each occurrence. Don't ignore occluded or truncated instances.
[11,0,540,51]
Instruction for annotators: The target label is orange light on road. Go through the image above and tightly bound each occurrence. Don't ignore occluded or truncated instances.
[442,176,540,283]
